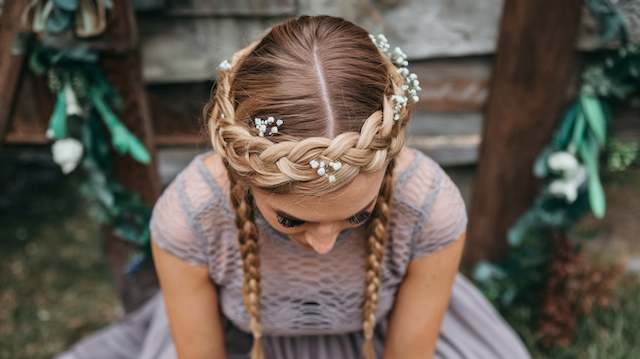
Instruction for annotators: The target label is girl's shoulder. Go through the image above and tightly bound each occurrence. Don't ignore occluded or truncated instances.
[390,147,468,261]
[392,146,447,203]
[148,150,232,267]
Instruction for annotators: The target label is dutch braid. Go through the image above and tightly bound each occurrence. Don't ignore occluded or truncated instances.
[361,158,395,359]
[208,44,408,193]
[204,17,414,359]
[225,160,265,359]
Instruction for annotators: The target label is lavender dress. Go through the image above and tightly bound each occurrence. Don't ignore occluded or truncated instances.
[56,147,530,359]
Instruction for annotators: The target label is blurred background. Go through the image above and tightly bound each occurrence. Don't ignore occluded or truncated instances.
[1,0,639,358]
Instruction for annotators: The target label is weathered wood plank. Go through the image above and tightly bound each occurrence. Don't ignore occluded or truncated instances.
[167,0,296,17]
[408,134,480,166]
[145,81,210,143]
[136,0,622,83]
[3,71,53,144]
[464,0,584,268]
[411,58,491,113]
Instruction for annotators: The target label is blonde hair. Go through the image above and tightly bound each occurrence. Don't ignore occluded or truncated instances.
[203,15,414,359]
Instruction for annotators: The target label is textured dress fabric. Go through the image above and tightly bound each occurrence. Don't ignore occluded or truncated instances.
[55,147,530,359]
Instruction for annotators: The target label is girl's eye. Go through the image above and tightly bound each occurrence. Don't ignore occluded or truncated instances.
[277,214,306,228]
[348,211,371,225]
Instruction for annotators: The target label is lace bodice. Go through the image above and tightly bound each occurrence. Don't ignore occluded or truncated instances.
[149,147,468,336]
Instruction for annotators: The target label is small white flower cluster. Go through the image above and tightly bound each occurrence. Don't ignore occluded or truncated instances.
[254,116,283,137]
[309,159,342,183]
[547,151,587,203]
[218,59,232,71]
[52,138,84,174]
[369,33,422,121]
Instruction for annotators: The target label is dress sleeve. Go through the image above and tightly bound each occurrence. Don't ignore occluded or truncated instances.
[410,160,468,261]
[149,171,209,267]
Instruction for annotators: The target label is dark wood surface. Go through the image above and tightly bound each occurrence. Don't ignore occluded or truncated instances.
[0,0,29,144]
[464,0,584,268]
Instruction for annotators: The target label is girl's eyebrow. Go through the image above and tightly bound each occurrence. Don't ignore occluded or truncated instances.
[274,196,378,222]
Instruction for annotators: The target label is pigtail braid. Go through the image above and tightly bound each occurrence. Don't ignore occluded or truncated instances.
[361,158,396,359]
[224,160,265,359]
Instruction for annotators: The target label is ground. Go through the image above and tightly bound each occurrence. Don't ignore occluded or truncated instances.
[0,149,638,359]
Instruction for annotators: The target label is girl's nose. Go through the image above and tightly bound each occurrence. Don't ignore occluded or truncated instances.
[305,224,341,254]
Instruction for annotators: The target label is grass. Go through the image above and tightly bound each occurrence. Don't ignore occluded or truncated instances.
[0,163,119,359]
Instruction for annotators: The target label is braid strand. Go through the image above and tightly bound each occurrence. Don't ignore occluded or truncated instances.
[361,158,396,359]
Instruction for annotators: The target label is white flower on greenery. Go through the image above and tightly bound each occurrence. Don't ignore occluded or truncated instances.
[547,151,587,203]
[52,138,84,174]
[64,83,83,117]
[548,151,579,173]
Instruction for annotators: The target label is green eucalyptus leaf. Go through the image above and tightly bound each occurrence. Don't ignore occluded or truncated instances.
[551,104,577,149]
[579,138,606,219]
[127,136,151,164]
[90,85,151,164]
[533,148,551,178]
[111,124,130,154]
[569,111,586,154]
[587,170,606,219]
[580,94,607,145]
[47,91,67,139]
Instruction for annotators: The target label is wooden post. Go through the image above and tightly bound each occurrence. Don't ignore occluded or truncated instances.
[98,0,161,312]
[464,0,583,268]
[0,0,29,143]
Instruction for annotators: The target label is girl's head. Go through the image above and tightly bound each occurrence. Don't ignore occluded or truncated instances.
[204,15,417,359]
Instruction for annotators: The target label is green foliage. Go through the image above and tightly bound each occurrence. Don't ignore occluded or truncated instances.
[27,40,153,273]
[47,92,67,140]
[473,1,640,348]
[89,86,151,164]
[607,139,639,172]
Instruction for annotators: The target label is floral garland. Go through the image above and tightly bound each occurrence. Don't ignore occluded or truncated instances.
[473,0,639,346]
[24,0,153,273]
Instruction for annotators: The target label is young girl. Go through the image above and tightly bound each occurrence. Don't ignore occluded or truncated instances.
[57,15,530,359]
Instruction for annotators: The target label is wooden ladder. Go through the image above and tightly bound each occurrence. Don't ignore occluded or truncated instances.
[0,0,160,312]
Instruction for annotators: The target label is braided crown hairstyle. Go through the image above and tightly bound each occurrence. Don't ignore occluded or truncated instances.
[203,15,414,359]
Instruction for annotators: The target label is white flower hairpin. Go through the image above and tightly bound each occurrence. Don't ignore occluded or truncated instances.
[254,116,283,137]
[309,159,342,183]
[218,59,232,71]
[369,33,422,121]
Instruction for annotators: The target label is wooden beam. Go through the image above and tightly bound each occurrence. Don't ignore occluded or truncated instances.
[464,0,583,268]
[166,0,296,17]
[0,0,29,144]
[99,0,161,312]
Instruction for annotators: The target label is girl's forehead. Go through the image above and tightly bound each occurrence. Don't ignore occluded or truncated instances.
[253,169,385,220]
